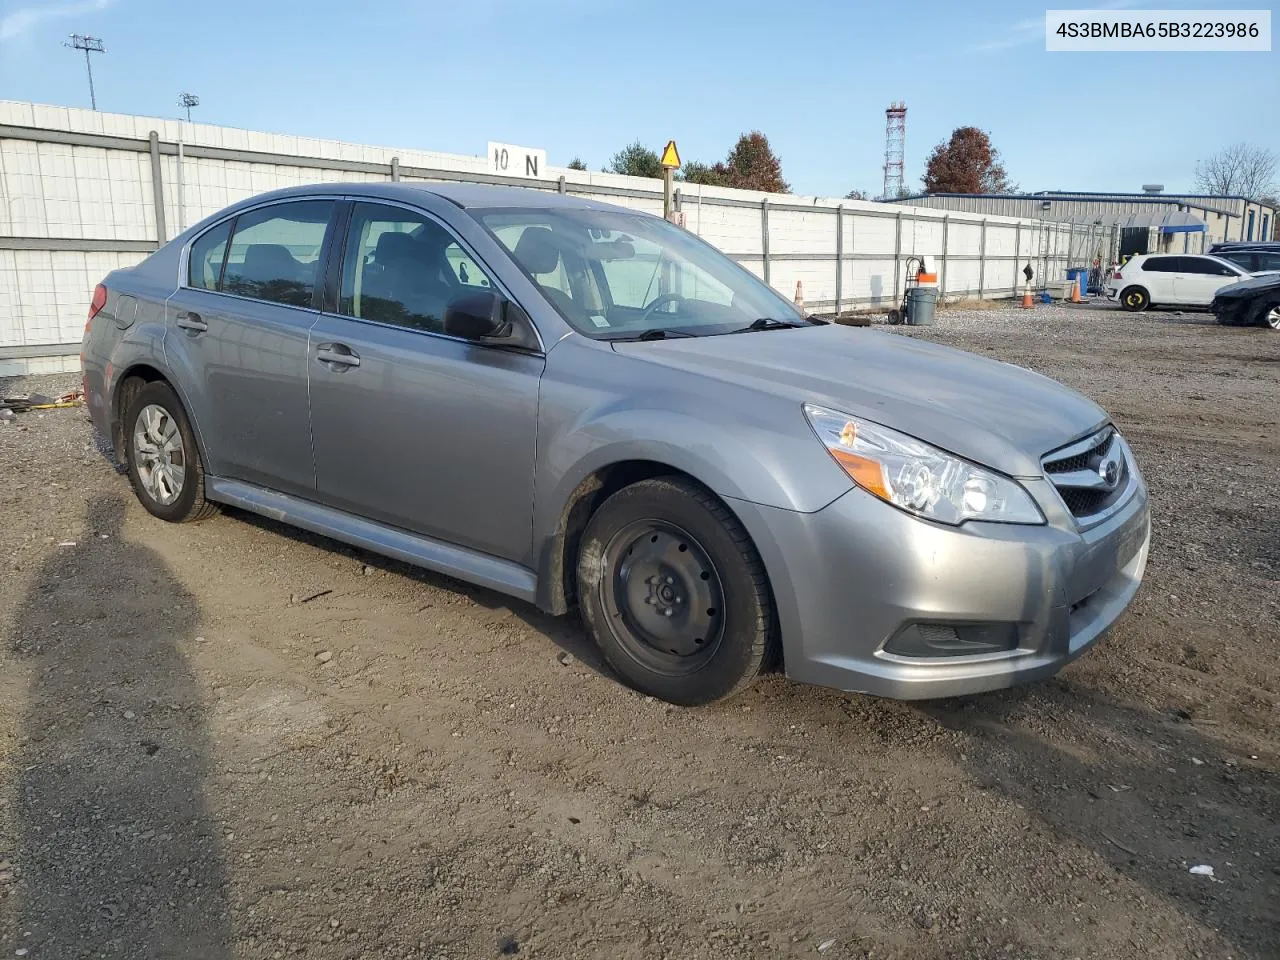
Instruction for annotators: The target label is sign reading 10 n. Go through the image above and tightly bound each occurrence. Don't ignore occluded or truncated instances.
[488,141,549,179]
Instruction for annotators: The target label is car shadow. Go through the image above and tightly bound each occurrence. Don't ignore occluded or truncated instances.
[221,506,610,674]
[918,677,1279,958]
[6,495,232,958]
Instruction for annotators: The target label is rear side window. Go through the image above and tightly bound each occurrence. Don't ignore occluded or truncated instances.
[1216,251,1255,272]
[221,200,335,308]
[188,219,231,290]
[1142,257,1179,272]
[1257,252,1280,271]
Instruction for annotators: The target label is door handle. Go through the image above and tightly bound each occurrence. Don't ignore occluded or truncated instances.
[316,344,361,368]
[175,311,208,333]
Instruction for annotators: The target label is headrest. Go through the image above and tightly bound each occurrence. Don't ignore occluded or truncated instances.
[512,227,560,275]
[374,231,420,265]
[241,243,299,280]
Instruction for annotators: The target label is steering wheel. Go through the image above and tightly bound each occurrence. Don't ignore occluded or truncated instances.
[637,293,686,325]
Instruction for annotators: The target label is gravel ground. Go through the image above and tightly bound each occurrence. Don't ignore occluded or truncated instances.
[0,301,1277,960]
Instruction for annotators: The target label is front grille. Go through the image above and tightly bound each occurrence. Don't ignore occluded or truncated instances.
[1042,427,1131,522]
[1044,431,1113,475]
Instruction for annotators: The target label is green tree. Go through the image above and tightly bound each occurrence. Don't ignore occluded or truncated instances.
[845,189,869,200]
[922,127,1012,194]
[567,157,587,171]
[608,141,663,179]
[679,160,728,187]
[719,131,790,193]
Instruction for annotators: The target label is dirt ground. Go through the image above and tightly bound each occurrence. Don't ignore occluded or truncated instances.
[1,302,1277,960]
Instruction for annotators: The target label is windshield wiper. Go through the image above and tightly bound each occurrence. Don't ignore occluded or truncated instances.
[730,317,809,333]
[613,328,696,341]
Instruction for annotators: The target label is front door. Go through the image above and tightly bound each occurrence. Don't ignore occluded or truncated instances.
[307,201,544,565]
[1174,256,1241,305]
[165,198,337,495]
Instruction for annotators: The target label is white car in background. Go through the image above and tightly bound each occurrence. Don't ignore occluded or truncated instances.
[1105,254,1261,312]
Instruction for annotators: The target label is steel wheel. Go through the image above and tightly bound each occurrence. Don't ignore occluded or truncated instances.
[132,403,186,506]
[600,519,726,676]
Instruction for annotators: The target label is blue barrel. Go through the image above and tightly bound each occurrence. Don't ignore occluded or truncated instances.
[1066,267,1088,297]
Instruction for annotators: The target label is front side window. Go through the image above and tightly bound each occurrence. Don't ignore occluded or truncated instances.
[338,203,496,333]
[480,208,802,338]
[1183,257,1238,276]
[1255,252,1280,271]
[188,219,231,290]
[221,200,334,308]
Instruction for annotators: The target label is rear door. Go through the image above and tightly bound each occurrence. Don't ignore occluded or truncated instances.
[165,198,337,496]
[1138,256,1180,303]
[307,200,544,565]
[1175,256,1243,305]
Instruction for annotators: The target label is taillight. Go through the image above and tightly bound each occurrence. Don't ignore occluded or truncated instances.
[87,284,107,325]
[1111,271,1123,280]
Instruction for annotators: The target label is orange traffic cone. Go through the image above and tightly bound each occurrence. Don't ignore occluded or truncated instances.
[1021,284,1034,309]
[1070,279,1082,303]
[794,280,805,312]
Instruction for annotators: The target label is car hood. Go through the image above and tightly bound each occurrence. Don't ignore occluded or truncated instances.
[612,325,1108,477]
[1214,272,1280,300]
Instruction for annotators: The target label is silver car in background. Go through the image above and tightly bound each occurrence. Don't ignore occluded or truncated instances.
[81,184,1150,705]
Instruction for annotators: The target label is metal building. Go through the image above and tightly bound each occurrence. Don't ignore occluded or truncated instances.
[892,190,1278,257]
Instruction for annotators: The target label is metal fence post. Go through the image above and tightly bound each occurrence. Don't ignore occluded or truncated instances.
[390,157,400,182]
[761,198,771,286]
[978,219,987,300]
[148,130,166,243]
[940,214,949,300]
[1014,222,1022,295]
[893,211,903,304]
[834,205,844,315]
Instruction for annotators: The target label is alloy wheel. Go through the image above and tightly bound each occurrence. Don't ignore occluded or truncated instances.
[132,403,186,505]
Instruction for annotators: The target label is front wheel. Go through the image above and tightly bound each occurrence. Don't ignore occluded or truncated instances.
[1258,301,1280,330]
[1120,286,1150,312]
[124,381,217,523]
[576,478,778,705]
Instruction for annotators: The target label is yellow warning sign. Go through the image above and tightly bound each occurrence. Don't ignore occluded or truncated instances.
[660,140,681,169]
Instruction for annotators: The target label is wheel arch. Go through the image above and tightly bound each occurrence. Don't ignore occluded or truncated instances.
[111,362,210,470]
[534,458,772,623]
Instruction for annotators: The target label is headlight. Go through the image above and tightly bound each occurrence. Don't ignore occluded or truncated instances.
[803,404,1044,525]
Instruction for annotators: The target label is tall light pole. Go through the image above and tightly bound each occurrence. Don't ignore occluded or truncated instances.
[65,35,106,110]
[179,92,200,123]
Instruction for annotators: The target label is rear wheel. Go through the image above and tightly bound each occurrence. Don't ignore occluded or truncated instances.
[124,381,217,523]
[1120,286,1150,312]
[576,477,777,705]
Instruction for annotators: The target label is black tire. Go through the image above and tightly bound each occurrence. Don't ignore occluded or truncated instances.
[886,308,903,325]
[123,381,217,523]
[576,477,777,706]
[1119,286,1150,312]
[1256,300,1280,330]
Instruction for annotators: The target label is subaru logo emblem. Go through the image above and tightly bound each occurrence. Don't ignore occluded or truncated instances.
[1098,454,1121,490]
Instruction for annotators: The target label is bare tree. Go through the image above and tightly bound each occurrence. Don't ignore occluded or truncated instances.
[1193,143,1278,199]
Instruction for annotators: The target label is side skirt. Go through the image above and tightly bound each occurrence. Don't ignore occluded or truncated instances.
[204,477,538,603]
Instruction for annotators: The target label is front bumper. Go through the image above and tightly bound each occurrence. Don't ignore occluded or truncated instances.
[727,472,1149,700]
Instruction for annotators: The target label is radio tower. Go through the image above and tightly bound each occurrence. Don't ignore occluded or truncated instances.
[882,101,907,199]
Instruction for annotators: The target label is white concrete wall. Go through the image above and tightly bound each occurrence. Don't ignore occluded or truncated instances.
[1,100,1091,376]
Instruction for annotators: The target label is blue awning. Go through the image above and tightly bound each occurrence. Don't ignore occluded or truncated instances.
[1122,210,1207,233]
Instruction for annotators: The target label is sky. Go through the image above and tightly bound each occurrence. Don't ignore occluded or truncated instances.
[0,0,1277,198]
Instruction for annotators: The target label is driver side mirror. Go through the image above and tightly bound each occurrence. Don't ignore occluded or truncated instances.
[444,291,509,340]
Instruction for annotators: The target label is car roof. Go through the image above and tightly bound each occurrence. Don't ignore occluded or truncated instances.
[217,181,624,213]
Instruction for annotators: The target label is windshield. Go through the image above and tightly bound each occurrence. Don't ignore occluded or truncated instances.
[478,207,805,339]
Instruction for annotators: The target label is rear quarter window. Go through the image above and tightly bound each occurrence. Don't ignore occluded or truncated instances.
[188,219,231,290]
